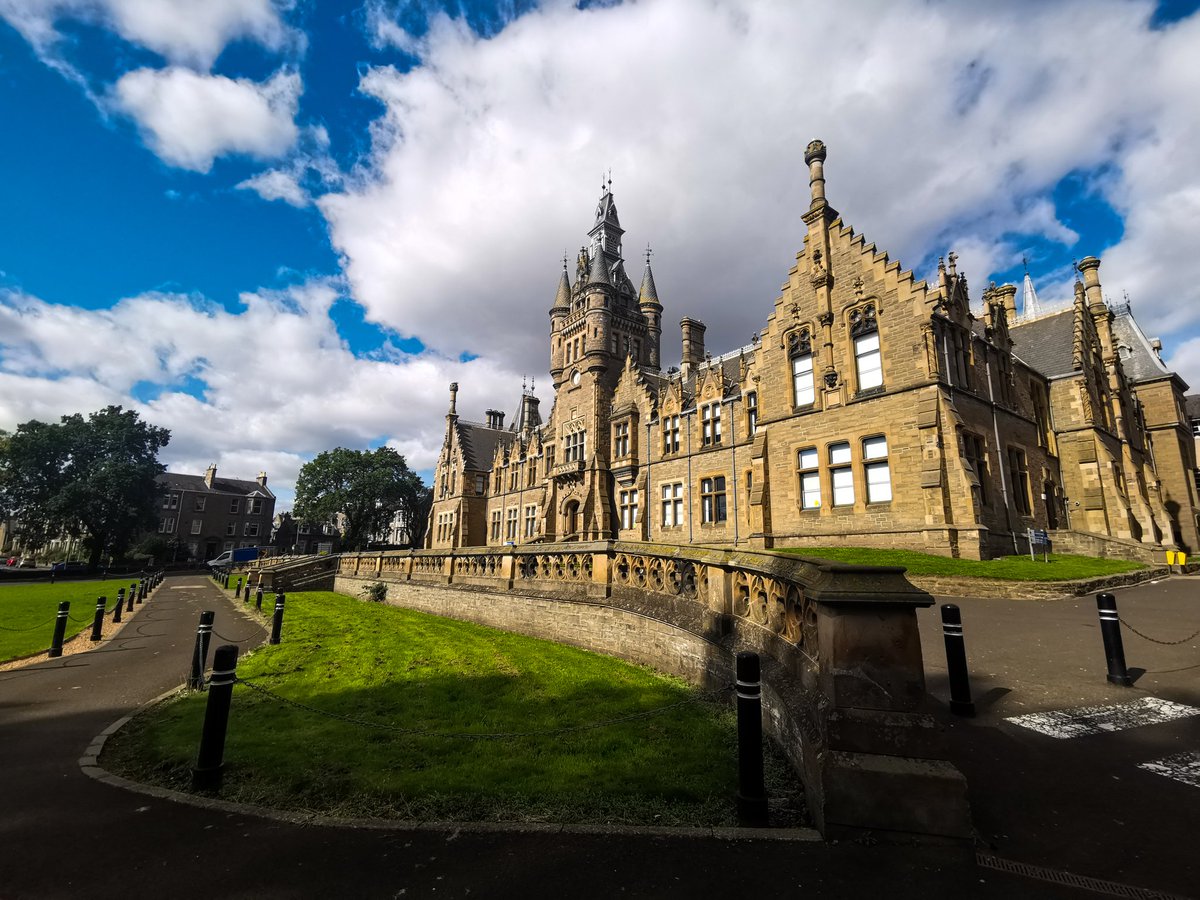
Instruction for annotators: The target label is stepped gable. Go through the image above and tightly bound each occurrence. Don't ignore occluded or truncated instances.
[1009,308,1077,378]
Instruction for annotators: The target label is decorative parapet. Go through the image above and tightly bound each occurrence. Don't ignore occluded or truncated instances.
[323,540,968,840]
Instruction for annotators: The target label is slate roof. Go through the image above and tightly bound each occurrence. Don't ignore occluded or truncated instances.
[639,262,659,305]
[1185,394,1200,422]
[1111,307,1172,383]
[158,472,273,497]
[586,245,610,287]
[455,421,516,470]
[1009,308,1077,378]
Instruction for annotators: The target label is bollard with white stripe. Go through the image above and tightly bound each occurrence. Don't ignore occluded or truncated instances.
[90,597,106,641]
[269,593,286,645]
[48,601,70,658]
[235,576,243,600]
[1096,593,1133,687]
[735,651,769,826]
[112,588,125,624]
[940,604,976,717]
[254,585,264,611]
[188,610,216,690]
[192,643,239,792]
[127,582,136,612]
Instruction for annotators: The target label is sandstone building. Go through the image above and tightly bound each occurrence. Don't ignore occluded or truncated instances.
[426,142,1199,561]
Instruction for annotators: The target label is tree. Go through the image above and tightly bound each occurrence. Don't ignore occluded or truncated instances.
[293,447,428,551]
[0,406,170,569]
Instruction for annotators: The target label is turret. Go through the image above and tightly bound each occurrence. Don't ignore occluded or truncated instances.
[997,283,1018,321]
[1079,256,1116,358]
[584,246,612,373]
[549,262,571,380]
[639,249,663,370]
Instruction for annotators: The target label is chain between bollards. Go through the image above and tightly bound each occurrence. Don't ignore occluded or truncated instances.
[940,604,976,717]
[269,593,286,645]
[735,650,769,827]
[192,644,239,792]
[1096,592,1133,686]
[188,611,215,691]
[48,601,70,658]
[90,597,106,641]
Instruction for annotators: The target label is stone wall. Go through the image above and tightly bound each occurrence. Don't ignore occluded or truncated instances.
[319,541,970,841]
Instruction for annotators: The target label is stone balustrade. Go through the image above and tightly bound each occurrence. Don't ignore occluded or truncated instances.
[321,540,969,840]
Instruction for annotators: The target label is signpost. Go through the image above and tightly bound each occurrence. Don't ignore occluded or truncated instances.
[1027,528,1050,562]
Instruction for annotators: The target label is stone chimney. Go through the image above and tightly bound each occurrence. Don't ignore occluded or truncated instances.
[680,317,707,378]
[447,382,459,418]
[485,409,506,429]
[204,464,217,489]
[996,283,1018,321]
[257,471,268,488]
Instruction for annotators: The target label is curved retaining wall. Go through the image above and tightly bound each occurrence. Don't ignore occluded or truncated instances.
[271,542,970,840]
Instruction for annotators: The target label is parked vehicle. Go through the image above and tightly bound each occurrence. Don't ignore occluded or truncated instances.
[206,547,261,568]
[50,561,88,574]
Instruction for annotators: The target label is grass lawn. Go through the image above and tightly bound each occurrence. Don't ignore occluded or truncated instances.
[102,590,804,826]
[777,547,1146,581]
[0,580,125,662]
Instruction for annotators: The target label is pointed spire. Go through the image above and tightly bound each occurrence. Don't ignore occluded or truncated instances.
[586,245,610,287]
[639,246,660,307]
[1021,268,1044,321]
[553,257,571,309]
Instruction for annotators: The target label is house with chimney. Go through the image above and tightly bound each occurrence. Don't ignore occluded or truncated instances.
[154,465,276,561]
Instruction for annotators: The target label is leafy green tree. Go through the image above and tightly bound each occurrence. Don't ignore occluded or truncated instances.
[0,406,170,570]
[293,446,428,551]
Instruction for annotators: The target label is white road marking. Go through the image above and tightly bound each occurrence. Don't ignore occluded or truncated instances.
[1139,751,1200,788]
[1005,697,1200,739]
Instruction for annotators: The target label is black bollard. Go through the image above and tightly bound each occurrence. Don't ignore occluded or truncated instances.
[235,577,243,600]
[48,601,70,658]
[188,611,216,690]
[127,583,136,612]
[137,580,145,603]
[940,604,976,717]
[735,651,769,826]
[112,588,125,624]
[269,593,286,645]
[192,644,239,792]
[90,597,106,641]
[1096,593,1133,687]
[254,586,264,611]
[223,571,231,590]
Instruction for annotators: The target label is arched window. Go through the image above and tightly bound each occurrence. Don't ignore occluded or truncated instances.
[850,304,882,392]
[789,328,815,407]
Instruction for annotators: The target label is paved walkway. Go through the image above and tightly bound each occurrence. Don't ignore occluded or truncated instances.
[1,573,1195,898]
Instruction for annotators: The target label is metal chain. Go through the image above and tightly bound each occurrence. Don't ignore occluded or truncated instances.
[1118,616,1200,646]
[212,627,264,644]
[0,618,57,632]
[234,676,732,741]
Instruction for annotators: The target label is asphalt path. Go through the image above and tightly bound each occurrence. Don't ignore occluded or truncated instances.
[3,573,1193,898]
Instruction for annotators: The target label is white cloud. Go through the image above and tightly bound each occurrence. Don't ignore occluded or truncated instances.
[321,0,1200,374]
[0,0,294,70]
[0,283,523,507]
[237,168,309,206]
[113,67,302,172]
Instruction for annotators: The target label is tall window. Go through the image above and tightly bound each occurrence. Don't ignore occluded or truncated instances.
[509,468,519,491]
[619,489,639,529]
[613,421,630,457]
[191,519,202,535]
[244,523,260,537]
[746,391,758,436]
[661,483,684,527]
[248,498,263,514]
[862,436,892,503]
[1008,448,1031,515]
[851,304,882,392]
[524,504,538,538]
[797,448,821,509]
[230,498,241,514]
[701,403,722,446]
[792,353,815,407]
[564,430,586,463]
[700,476,727,524]
[225,523,236,536]
[505,508,518,540]
[475,474,486,495]
[491,510,502,541]
[194,497,206,512]
[159,517,176,533]
[962,433,989,506]
[662,415,680,454]
[163,493,179,509]
[829,442,854,506]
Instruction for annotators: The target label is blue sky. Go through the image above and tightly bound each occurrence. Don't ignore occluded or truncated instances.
[2,0,1199,509]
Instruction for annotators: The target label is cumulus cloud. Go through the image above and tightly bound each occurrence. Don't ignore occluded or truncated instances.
[112,67,302,172]
[0,0,295,70]
[0,283,523,506]
[322,0,1200,372]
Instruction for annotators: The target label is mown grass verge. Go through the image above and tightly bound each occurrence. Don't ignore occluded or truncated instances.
[0,580,123,662]
[102,590,805,827]
[777,547,1146,581]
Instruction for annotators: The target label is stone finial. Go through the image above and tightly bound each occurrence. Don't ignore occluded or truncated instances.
[804,139,827,165]
[448,382,458,417]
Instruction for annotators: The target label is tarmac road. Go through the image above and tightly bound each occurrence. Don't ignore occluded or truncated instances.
[1,573,1194,898]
